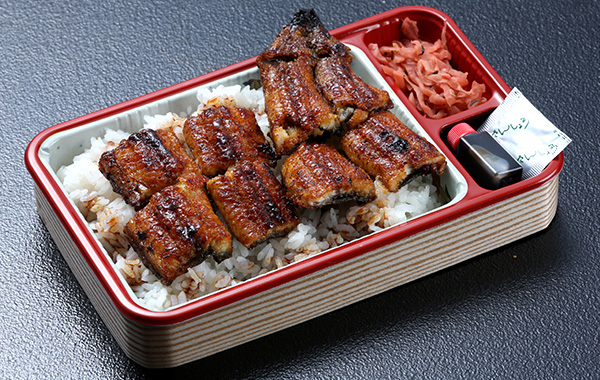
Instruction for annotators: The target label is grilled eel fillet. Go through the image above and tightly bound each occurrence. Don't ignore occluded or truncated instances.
[257,54,339,156]
[98,128,198,210]
[257,9,392,154]
[207,161,300,249]
[258,9,341,60]
[281,142,376,208]
[314,53,393,128]
[124,173,232,285]
[183,105,277,177]
[341,111,447,192]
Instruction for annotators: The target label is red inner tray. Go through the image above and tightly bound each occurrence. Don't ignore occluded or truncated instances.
[25,6,564,325]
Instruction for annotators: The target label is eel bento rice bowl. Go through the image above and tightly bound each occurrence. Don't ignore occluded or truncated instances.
[58,84,445,311]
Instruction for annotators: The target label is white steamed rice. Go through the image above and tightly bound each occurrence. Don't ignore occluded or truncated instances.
[57,83,444,311]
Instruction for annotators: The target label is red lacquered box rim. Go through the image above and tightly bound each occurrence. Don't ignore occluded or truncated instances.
[24,6,564,326]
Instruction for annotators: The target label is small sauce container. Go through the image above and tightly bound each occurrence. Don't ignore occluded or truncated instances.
[447,122,523,190]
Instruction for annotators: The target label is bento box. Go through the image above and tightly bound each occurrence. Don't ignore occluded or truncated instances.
[25,6,563,368]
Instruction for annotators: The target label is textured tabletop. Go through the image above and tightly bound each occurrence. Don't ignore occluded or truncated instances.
[2,0,599,378]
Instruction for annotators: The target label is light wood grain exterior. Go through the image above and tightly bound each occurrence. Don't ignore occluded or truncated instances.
[35,174,559,368]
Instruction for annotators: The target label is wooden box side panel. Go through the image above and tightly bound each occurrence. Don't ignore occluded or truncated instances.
[35,177,559,368]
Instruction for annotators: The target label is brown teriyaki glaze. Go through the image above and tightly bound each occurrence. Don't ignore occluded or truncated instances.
[341,110,446,192]
[98,128,198,210]
[207,161,300,249]
[281,142,376,208]
[124,173,232,285]
[183,106,276,176]
[257,9,393,155]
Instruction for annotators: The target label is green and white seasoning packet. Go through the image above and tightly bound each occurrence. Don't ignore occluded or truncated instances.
[478,88,571,179]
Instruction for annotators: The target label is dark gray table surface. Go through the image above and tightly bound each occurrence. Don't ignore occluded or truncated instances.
[2,0,599,378]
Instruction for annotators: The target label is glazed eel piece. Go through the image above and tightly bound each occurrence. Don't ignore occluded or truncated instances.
[207,160,300,249]
[183,105,277,177]
[257,9,392,155]
[341,110,447,192]
[124,173,232,285]
[281,142,375,209]
[98,128,197,210]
